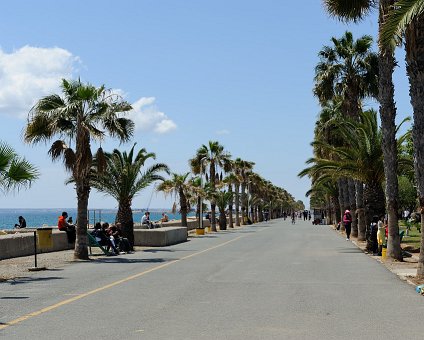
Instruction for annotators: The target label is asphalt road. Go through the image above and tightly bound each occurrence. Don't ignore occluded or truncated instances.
[1,218,424,339]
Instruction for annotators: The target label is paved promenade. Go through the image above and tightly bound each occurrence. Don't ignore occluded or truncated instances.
[1,219,424,339]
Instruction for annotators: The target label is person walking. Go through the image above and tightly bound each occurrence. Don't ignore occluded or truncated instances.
[343,209,352,240]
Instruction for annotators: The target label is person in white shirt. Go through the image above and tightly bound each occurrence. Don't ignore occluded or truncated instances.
[141,211,153,229]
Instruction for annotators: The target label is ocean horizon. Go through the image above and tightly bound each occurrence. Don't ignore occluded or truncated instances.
[0,208,194,230]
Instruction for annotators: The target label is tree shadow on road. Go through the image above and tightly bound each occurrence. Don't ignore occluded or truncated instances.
[91,257,175,264]
[337,248,364,253]
[5,276,64,286]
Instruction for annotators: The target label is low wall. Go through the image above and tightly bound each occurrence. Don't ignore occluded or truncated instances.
[135,218,210,231]
[0,229,73,260]
[0,226,189,260]
[134,227,187,247]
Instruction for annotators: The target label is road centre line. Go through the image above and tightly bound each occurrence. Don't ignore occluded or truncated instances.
[0,233,248,331]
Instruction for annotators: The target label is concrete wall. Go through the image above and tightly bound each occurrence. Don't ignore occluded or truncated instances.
[0,229,73,260]
[134,227,187,247]
[135,218,210,231]
[0,226,189,260]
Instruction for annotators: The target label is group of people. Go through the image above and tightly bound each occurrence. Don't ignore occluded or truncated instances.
[90,222,131,255]
[342,209,387,256]
[141,211,168,229]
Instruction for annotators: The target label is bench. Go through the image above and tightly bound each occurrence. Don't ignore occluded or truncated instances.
[87,232,113,256]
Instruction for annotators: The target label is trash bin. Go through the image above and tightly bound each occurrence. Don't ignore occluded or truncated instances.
[37,228,53,249]
[381,245,387,260]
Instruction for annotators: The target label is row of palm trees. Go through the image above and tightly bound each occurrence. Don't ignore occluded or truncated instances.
[159,141,300,234]
[17,79,298,260]
[303,1,424,277]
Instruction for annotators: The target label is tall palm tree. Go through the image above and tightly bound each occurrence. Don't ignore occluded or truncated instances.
[189,141,231,232]
[379,0,424,273]
[24,79,134,260]
[323,0,403,263]
[90,145,169,248]
[300,110,410,240]
[157,172,192,228]
[223,173,239,228]
[314,31,378,239]
[0,141,39,193]
[233,158,255,224]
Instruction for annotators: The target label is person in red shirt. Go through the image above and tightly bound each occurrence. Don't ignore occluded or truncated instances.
[58,211,76,243]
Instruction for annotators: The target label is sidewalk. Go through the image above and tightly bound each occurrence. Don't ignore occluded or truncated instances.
[333,226,423,286]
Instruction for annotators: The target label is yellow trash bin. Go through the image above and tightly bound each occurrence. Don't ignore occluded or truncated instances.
[37,228,53,249]
[381,246,387,260]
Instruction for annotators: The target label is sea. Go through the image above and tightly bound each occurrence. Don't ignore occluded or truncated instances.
[0,208,193,230]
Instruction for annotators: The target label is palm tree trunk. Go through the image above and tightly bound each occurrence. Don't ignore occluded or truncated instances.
[405,18,424,276]
[228,184,234,228]
[235,183,240,226]
[332,195,340,225]
[364,181,386,251]
[348,179,358,238]
[179,189,188,227]
[210,161,217,232]
[338,179,346,231]
[379,0,402,260]
[74,181,89,260]
[356,181,366,241]
[219,210,227,230]
[241,183,246,224]
[116,199,134,250]
[73,125,91,260]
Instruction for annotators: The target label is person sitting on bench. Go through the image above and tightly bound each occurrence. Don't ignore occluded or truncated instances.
[91,222,119,255]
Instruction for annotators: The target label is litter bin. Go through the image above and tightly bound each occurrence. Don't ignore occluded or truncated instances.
[381,244,387,260]
[37,228,53,249]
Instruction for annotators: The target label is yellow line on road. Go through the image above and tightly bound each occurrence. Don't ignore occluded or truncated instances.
[0,234,245,331]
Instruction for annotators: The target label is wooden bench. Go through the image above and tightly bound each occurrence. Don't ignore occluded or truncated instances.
[87,232,113,256]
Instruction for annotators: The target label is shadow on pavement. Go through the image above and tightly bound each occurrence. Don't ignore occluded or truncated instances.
[1,296,29,299]
[337,248,364,253]
[92,257,175,264]
[7,276,64,286]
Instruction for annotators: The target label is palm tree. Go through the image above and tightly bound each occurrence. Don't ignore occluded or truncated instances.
[314,31,378,239]
[0,141,39,193]
[223,173,239,228]
[157,172,192,228]
[301,110,410,241]
[189,141,231,232]
[90,145,169,248]
[380,0,424,274]
[323,0,403,264]
[215,191,233,230]
[24,79,134,260]
[233,158,255,224]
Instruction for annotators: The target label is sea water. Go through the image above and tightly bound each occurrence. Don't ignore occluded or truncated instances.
[0,208,193,230]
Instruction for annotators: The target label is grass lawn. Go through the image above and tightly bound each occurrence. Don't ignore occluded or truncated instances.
[399,221,421,251]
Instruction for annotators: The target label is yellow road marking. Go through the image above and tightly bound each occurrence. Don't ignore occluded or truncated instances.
[0,234,245,331]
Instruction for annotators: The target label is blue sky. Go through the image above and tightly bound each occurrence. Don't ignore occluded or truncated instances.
[0,1,412,210]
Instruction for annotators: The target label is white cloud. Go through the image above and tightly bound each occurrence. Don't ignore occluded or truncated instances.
[216,129,230,135]
[0,46,79,118]
[129,97,177,134]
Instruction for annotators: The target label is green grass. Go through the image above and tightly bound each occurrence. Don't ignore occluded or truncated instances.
[399,221,421,250]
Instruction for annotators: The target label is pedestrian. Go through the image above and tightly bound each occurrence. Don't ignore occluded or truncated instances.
[369,216,379,255]
[343,209,352,240]
[377,215,386,256]
[291,211,296,224]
